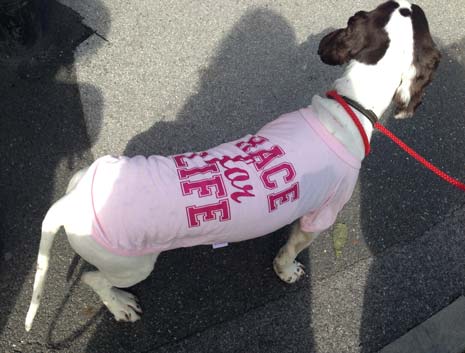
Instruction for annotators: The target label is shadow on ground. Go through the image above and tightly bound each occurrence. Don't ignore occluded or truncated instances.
[0,0,108,347]
[359,38,465,352]
[14,5,465,353]
[79,8,332,353]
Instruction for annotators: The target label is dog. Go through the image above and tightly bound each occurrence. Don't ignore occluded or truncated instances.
[25,0,440,331]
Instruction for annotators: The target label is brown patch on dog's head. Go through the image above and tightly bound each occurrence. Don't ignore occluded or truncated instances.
[393,4,441,118]
[318,1,400,66]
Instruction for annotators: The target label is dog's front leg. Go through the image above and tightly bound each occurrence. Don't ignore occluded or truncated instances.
[273,221,319,283]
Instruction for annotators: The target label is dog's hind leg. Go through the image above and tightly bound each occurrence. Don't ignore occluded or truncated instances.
[63,184,159,323]
[66,167,89,194]
[273,221,319,284]
[71,235,159,322]
[80,252,157,322]
[81,271,144,322]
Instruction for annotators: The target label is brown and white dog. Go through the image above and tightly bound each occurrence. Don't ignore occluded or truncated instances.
[25,0,440,330]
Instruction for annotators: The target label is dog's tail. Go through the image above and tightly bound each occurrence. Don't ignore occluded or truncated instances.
[25,196,67,332]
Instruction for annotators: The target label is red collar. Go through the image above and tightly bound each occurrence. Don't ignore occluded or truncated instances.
[326,90,371,156]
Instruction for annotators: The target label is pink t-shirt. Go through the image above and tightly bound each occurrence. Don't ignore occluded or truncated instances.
[85,107,361,256]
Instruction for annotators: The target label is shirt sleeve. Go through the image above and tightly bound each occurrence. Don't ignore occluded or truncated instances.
[299,198,341,233]
[299,172,357,233]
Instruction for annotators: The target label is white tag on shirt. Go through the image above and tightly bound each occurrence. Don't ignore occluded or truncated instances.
[212,242,229,249]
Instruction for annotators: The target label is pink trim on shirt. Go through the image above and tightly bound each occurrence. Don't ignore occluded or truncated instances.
[299,107,361,169]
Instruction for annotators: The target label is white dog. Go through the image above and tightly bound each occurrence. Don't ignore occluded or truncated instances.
[26,0,440,331]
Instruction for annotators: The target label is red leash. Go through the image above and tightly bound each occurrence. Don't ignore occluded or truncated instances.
[374,123,465,191]
[326,90,465,192]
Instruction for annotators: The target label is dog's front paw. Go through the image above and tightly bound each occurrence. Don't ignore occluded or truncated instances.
[104,288,143,322]
[273,259,305,284]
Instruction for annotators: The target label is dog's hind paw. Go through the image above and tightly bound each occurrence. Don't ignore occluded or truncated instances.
[273,260,305,284]
[104,288,142,323]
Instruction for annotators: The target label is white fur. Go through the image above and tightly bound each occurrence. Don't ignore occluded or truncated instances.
[315,4,415,159]
[333,10,414,109]
[25,1,418,331]
[395,0,412,9]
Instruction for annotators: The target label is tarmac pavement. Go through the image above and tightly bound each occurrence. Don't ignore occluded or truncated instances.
[1,0,465,352]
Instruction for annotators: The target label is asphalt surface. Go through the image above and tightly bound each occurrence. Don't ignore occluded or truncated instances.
[1,1,465,352]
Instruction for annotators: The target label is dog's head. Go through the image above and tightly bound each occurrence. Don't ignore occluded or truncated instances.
[318,1,441,118]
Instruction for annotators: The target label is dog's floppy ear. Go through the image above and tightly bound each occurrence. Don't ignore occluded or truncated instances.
[317,11,371,66]
[393,4,441,119]
[318,1,402,66]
